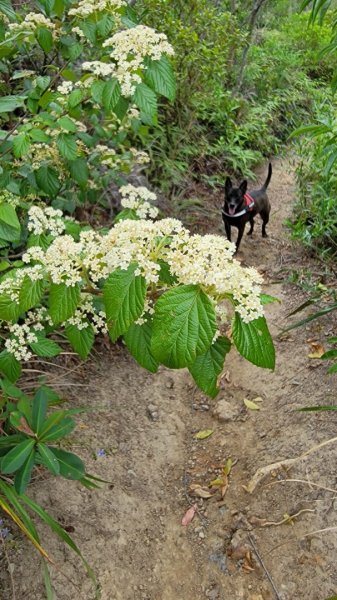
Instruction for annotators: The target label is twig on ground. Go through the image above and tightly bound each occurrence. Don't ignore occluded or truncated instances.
[269,478,337,495]
[245,436,337,493]
[248,533,282,600]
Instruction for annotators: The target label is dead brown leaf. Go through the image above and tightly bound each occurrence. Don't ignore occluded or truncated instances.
[308,342,325,359]
[181,504,197,526]
[189,484,215,499]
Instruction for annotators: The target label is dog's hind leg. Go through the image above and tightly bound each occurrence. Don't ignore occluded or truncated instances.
[260,210,269,238]
[247,216,255,236]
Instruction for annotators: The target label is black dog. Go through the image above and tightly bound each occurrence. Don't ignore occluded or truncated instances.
[222,163,272,253]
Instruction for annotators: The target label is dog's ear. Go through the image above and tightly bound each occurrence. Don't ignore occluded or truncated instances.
[225,177,232,196]
[239,180,247,195]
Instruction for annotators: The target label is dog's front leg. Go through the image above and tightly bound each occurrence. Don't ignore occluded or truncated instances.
[224,220,231,242]
[236,224,246,252]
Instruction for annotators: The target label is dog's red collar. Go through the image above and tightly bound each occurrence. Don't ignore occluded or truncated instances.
[222,193,255,218]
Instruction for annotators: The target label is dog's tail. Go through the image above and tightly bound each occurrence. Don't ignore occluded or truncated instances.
[262,163,272,190]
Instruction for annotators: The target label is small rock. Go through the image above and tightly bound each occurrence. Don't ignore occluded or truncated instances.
[199,530,205,539]
[147,404,159,421]
[213,399,240,422]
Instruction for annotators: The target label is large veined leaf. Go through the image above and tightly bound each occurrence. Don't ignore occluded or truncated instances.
[0,95,25,113]
[232,313,275,369]
[0,294,21,321]
[0,203,21,241]
[133,83,157,117]
[189,336,231,398]
[124,319,159,373]
[65,322,94,359]
[0,0,16,20]
[0,350,21,382]
[1,439,35,474]
[19,276,44,312]
[145,56,176,101]
[36,27,53,53]
[103,263,146,342]
[152,284,217,369]
[48,282,81,324]
[68,157,89,186]
[102,78,121,111]
[12,133,31,158]
[35,165,61,197]
[57,133,78,161]
[30,335,62,358]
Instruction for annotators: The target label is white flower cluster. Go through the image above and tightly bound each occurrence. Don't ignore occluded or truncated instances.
[4,307,54,361]
[63,295,107,334]
[82,61,116,77]
[165,234,264,322]
[102,25,174,96]
[27,206,65,236]
[120,184,158,219]
[69,0,126,18]
[57,81,74,95]
[14,199,264,328]
[5,323,37,361]
[6,12,57,39]
[0,191,20,207]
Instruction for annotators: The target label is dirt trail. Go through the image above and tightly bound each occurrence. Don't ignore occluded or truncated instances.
[3,156,337,600]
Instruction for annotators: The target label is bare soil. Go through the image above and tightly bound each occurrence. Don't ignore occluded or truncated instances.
[2,155,337,600]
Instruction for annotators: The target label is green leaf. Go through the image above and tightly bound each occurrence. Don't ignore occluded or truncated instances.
[57,133,78,161]
[0,95,25,113]
[0,0,16,20]
[30,335,62,358]
[114,96,129,120]
[39,417,75,443]
[232,314,275,370]
[37,443,60,475]
[0,350,21,382]
[65,322,94,360]
[12,133,31,158]
[0,293,21,321]
[102,79,121,111]
[19,276,44,312]
[32,386,49,434]
[36,27,53,53]
[58,116,77,132]
[1,439,35,474]
[48,447,85,480]
[38,410,66,438]
[30,128,50,143]
[133,83,157,117]
[21,493,95,584]
[152,284,216,369]
[124,319,159,373]
[103,263,146,342]
[145,56,176,101]
[91,80,105,104]
[68,158,89,187]
[189,336,231,398]
[68,88,83,108]
[35,165,61,197]
[260,294,280,305]
[48,282,81,324]
[0,204,21,230]
[14,449,36,494]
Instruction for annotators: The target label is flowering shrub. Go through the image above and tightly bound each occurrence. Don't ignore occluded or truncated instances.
[0,0,275,592]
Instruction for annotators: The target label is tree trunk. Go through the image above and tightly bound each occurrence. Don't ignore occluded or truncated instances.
[234,0,268,94]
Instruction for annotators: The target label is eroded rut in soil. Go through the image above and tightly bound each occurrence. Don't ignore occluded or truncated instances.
[3,157,337,600]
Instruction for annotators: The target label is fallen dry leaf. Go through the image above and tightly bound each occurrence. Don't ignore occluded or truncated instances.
[194,429,213,440]
[181,504,197,526]
[244,398,261,411]
[308,342,325,359]
[189,484,214,499]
